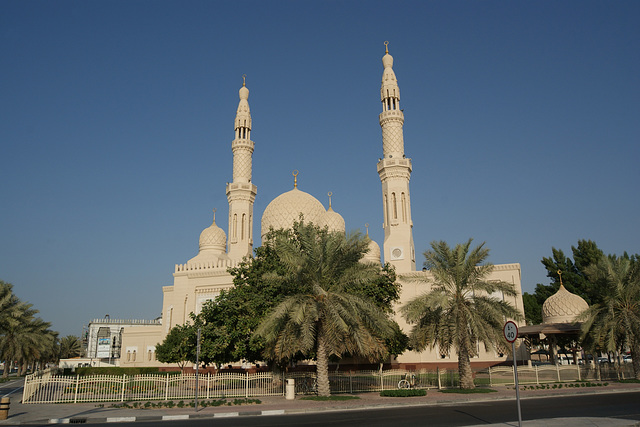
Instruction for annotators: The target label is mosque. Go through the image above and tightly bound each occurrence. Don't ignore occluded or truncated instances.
[118,44,526,368]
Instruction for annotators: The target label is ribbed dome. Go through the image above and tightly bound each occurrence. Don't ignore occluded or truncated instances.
[320,207,345,233]
[542,285,589,324]
[261,188,326,238]
[199,214,226,253]
[362,237,381,265]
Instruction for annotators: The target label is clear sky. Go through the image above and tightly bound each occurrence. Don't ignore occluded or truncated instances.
[1,1,638,337]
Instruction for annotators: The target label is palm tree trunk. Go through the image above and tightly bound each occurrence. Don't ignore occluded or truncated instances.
[631,344,640,380]
[316,324,331,397]
[458,344,475,389]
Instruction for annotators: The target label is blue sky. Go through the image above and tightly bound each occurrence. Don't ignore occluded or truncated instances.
[1,1,638,337]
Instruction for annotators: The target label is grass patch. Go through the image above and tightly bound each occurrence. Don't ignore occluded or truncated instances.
[380,389,427,397]
[299,395,360,401]
[618,379,640,383]
[439,388,497,394]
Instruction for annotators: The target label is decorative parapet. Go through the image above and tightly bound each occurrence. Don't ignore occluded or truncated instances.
[89,318,161,325]
[492,263,521,271]
[174,258,241,273]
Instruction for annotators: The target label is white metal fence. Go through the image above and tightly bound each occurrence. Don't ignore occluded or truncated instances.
[22,364,636,404]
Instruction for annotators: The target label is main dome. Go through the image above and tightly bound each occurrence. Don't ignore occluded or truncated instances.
[542,285,589,324]
[261,188,327,238]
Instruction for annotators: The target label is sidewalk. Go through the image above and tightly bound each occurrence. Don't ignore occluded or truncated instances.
[2,381,639,426]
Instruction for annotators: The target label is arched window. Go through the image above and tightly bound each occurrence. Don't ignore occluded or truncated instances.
[232,214,238,239]
[392,192,397,219]
[241,214,246,240]
[401,193,407,222]
[383,194,388,225]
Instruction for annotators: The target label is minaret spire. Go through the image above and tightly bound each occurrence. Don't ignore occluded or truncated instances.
[377,42,416,272]
[226,76,257,260]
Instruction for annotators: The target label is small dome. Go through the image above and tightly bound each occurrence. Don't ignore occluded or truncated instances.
[199,214,226,253]
[320,207,345,233]
[261,188,326,238]
[542,285,589,324]
[362,237,381,265]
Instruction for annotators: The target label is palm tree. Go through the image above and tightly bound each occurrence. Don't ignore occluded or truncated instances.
[58,335,84,360]
[255,222,396,396]
[401,239,523,389]
[579,255,640,379]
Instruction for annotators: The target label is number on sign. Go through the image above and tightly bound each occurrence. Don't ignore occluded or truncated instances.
[503,321,518,343]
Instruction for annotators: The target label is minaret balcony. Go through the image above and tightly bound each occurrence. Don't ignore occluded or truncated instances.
[379,109,404,122]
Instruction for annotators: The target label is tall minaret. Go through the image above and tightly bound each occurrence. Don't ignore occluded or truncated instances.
[226,75,257,260]
[377,42,416,272]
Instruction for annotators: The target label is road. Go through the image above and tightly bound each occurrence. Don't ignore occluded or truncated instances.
[67,391,640,427]
[0,378,22,399]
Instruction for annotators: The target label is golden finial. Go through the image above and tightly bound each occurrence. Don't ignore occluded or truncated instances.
[328,192,333,209]
[557,270,564,287]
[212,208,217,222]
[242,74,246,87]
[292,170,299,188]
[384,41,389,54]
[365,223,370,236]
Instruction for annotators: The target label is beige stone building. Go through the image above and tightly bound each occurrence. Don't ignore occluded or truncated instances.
[120,44,525,368]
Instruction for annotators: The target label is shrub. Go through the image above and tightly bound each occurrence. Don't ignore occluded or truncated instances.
[380,389,427,397]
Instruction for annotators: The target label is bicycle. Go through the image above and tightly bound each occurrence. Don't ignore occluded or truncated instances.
[398,373,419,389]
[296,377,318,395]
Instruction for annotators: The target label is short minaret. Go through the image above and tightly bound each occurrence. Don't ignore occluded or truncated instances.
[377,42,416,272]
[226,75,257,260]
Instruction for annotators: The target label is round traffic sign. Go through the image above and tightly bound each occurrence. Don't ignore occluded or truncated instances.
[503,321,518,343]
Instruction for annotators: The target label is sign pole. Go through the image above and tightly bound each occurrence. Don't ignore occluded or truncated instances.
[504,321,522,427]
[195,328,201,412]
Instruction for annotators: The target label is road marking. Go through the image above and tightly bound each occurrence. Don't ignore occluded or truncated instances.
[1,387,23,397]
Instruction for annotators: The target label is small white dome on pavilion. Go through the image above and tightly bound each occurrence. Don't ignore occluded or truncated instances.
[542,285,589,324]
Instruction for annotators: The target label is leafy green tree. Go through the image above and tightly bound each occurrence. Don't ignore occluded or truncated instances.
[255,222,397,396]
[579,255,640,379]
[401,239,523,389]
[155,324,193,373]
[192,227,403,369]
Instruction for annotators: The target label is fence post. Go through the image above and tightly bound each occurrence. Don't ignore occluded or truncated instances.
[380,370,384,392]
[165,373,169,401]
[556,364,560,382]
[246,372,249,398]
[488,366,492,387]
[535,365,539,385]
[349,371,353,394]
[120,374,126,402]
[206,372,210,400]
[74,374,79,404]
[437,367,442,390]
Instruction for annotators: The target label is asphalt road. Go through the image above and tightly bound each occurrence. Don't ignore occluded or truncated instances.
[66,391,640,427]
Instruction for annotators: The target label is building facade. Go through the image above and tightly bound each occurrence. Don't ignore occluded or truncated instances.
[120,44,525,368]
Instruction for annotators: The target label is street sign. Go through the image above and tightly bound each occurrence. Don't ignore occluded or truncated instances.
[504,321,518,343]
[504,320,522,427]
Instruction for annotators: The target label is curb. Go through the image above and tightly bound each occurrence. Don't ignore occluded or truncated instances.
[44,409,286,424]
